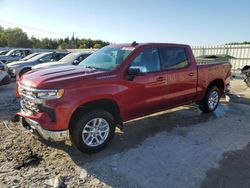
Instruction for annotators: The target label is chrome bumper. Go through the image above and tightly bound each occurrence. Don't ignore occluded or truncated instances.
[24,118,69,142]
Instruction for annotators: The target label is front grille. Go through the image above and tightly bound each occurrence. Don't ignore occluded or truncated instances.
[8,69,15,77]
[18,84,56,121]
[20,98,39,115]
[8,69,13,74]
[19,85,40,115]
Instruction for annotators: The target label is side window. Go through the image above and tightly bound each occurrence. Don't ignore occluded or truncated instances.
[78,54,90,62]
[24,50,32,56]
[130,48,160,73]
[40,54,53,63]
[11,50,23,57]
[159,47,189,70]
[57,53,67,61]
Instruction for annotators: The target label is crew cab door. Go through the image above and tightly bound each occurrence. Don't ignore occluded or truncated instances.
[158,47,197,106]
[124,47,169,118]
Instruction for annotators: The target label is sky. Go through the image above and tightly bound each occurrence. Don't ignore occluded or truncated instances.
[0,0,250,45]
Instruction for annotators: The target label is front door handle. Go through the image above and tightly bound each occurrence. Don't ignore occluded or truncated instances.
[188,72,194,76]
[156,76,166,82]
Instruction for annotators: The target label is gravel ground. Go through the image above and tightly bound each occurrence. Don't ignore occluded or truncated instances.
[0,80,250,188]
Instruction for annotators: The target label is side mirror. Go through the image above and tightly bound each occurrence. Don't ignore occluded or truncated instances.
[38,58,44,63]
[127,67,141,75]
[72,60,79,65]
[127,67,142,81]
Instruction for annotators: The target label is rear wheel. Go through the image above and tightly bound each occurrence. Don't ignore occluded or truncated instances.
[70,110,115,153]
[199,86,220,113]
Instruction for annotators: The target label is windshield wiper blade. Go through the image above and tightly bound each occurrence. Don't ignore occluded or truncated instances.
[84,65,96,69]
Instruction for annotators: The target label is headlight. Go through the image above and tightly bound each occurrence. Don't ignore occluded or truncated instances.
[18,84,64,100]
[36,89,64,99]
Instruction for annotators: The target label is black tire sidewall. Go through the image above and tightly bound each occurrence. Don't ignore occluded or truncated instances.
[200,86,220,113]
[71,110,115,153]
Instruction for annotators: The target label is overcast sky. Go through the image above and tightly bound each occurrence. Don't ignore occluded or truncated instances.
[0,0,250,45]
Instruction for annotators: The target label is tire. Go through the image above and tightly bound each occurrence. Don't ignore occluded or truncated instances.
[19,68,31,77]
[70,110,116,153]
[199,86,220,113]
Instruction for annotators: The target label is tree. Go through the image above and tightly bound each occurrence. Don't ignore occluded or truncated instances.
[4,27,31,47]
[0,26,7,47]
[30,36,42,48]
[93,43,102,48]
[0,25,110,49]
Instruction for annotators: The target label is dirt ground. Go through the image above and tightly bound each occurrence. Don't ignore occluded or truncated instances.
[0,79,250,188]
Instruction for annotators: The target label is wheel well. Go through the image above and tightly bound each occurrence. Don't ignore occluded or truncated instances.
[69,99,121,130]
[207,79,225,95]
[19,67,31,77]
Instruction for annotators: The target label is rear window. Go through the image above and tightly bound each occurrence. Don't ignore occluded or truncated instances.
[159,47,189,70]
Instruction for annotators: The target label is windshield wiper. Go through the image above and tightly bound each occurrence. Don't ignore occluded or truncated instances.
[83,65,108,71]
[84,65,96,69]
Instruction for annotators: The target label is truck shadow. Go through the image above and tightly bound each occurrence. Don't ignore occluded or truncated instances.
[42,101,241,163]
[5,95,250,187]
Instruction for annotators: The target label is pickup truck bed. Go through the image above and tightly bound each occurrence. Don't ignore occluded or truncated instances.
[197,61,231,100]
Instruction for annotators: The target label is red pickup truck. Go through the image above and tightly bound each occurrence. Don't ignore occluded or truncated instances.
[17,43,231,153]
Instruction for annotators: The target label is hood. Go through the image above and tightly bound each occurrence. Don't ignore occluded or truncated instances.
[32,61,69,70]
[0,55,8,59]
[8,60,32,68]
[20,65,104,89]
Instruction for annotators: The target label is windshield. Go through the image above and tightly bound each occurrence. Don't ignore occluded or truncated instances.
[22,53,39,60]
[28,53,50,61]
[58,53,78,63]
[6,49,15,56]
[79,47,134,71]
[0,51,8,55]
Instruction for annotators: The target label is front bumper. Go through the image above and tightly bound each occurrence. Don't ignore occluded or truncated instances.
[22,117,69,142]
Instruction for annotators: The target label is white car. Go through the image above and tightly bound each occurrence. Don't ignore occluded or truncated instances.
[32,52,93,70]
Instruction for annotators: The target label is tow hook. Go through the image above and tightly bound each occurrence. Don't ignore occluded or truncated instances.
[11,114,20,123]
[117,120,124,130]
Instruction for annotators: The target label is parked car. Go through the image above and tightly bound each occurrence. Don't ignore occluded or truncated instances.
[20,52,41,61]
[0,50,9,55]
[8,53,41,71]
[16,42,231,153]
[32,52,92,70]
[0,70,11,86]
[0,49,32,64]
[7,51,69,78]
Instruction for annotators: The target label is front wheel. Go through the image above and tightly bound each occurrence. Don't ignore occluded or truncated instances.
[199,86,221,113]
[70,110,116,153]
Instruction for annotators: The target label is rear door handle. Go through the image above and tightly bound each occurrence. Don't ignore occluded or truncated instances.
[188,72,194,76]
[156,76,166,82]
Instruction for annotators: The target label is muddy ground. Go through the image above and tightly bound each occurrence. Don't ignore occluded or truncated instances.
[0,79,250,188]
